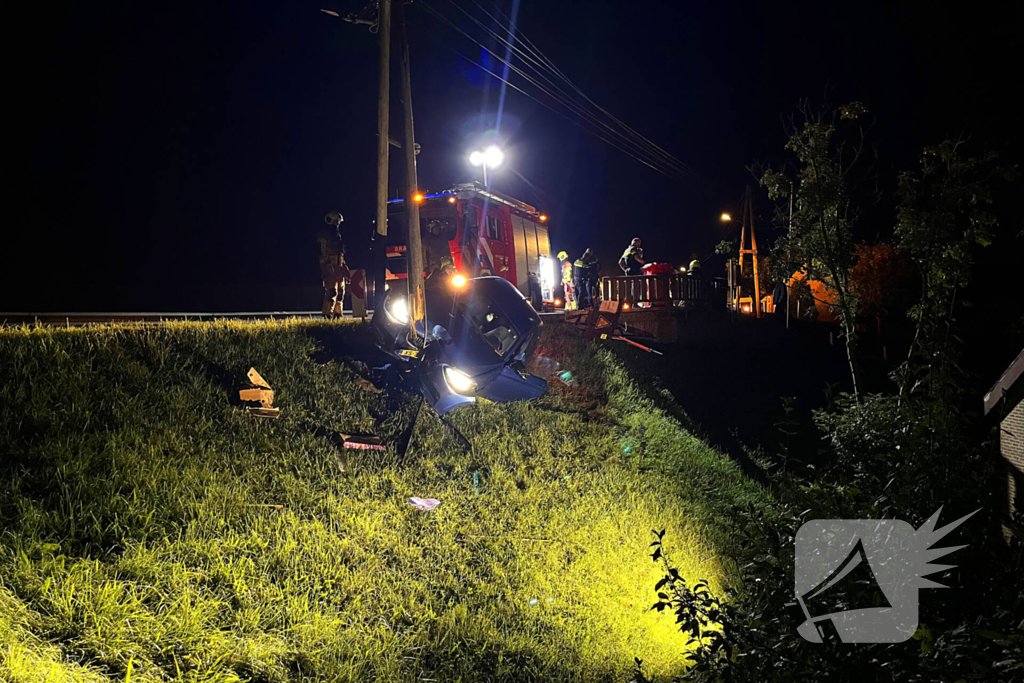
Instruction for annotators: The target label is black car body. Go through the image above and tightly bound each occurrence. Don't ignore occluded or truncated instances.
[371,276,548,414]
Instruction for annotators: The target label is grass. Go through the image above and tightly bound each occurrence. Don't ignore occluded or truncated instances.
[0,319,769,682]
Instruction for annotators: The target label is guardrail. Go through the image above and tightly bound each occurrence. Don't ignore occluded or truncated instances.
[600,273,717,306]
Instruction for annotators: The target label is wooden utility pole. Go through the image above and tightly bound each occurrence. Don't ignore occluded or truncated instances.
[374,0,392,308]
[749,190,761,318]
[738,186,762,318]
[397,0,426,337]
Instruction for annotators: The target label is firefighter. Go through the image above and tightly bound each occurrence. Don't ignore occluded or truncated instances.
[425,255,455,289]
[574,248,599,309]
[318,212,350,319]
[688,252,701,273]
[585,251,601,303]
[558,251,575,309]
[619,237,645,275]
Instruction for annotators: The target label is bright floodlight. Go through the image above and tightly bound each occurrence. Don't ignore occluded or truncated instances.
[469,150,484,166]
[720,213,732,222]
[483,145,504,168]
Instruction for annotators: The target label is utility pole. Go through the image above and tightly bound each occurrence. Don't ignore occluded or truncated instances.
[738,186,762,318]
[334,2,391,309]
[374,0,392,310]
[397,0,426,338]
[749,189,761,318]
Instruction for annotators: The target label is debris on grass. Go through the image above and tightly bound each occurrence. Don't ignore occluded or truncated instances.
[558,370,575,386]
[407,497,441,511]
[529,354,561,377]
[340,433,385,450]
[239,367,281,418]
[354,376,382,393]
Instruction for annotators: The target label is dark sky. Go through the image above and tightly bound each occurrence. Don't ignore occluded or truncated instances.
[6,0,1019,313]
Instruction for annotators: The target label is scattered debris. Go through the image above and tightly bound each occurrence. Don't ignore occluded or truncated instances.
[558,371,575,386]
[530,354,561,378]
[354,376,382,393]
[407,497,441,511]
[239,367,280,418]
[473,471,481,497]
[340,433,385,450]
[528,598,555,606]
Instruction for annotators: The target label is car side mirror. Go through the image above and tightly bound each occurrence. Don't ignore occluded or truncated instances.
[432,325,453,345]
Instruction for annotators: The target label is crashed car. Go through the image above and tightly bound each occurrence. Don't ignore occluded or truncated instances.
[371,275,548,414]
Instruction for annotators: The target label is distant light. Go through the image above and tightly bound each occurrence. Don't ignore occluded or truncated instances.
[469,150,484,166]
[554,298,562,306]
[720,213,732,222]
[452,274,466,287]
[679,266,686,272]
[448,196,456,203]
[413,193,424,203]
[539,214,548,222]
[483,145,504,168]
[623,303,631,311]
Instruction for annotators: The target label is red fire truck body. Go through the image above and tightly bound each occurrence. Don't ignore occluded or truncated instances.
[386,183,557,307]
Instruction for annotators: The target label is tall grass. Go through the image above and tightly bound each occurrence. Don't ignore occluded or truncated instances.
[0,319,768,682]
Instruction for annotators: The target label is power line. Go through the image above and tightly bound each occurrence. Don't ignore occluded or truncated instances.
[457,0,698,177]
[419,1,694,180]
[415,8,688,179]
[440,0,694,177]
[423,5,687,178]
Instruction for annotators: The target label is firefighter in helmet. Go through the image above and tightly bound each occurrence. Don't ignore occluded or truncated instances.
[619,237,645,276]
[318,212,350,319]
[558,251,575,309]
[688,252,701,273]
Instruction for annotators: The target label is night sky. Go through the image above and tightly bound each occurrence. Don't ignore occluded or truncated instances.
[7,1,1020,319]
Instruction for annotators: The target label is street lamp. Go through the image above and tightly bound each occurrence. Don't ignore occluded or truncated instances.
[720,213,732,222]
[469,145,504,187]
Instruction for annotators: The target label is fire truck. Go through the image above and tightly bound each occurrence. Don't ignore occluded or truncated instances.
[385,182,558,309]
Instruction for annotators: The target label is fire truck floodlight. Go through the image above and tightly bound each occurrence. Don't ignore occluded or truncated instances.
[483,146,504,168]
[452,274,467,287]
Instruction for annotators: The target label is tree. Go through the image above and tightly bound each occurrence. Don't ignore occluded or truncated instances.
[894,140,1015,405]
[760,102,874,398]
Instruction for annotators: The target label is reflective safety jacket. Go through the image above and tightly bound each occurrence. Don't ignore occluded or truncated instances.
[561,260,573,284]
[317,228,346,267]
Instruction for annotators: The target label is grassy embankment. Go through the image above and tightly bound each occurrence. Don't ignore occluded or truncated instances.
[0,319,768,682]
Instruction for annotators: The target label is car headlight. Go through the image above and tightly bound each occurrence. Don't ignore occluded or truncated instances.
[385,296,409,325]
[443,366,477,395]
